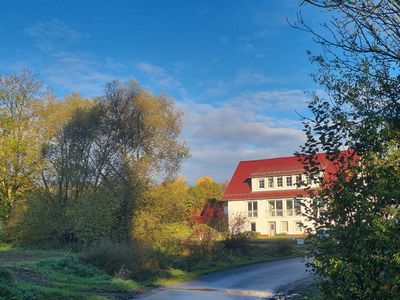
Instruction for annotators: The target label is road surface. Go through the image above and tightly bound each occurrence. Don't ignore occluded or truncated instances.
[135,257,310,299]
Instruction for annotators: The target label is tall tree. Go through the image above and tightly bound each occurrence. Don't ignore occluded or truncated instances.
[0,71,50,222]
[295,1,400,298]
[41,80,189,241]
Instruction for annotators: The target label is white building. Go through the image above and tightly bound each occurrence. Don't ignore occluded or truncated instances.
[221,154,333,236]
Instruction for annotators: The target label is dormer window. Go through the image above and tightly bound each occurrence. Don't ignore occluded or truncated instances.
[277,177,283,187]
[268,177,273,188]
[286,176,292,187]
[259,179,265,188]
[296,174,301,185]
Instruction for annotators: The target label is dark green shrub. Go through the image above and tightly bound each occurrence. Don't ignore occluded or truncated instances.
[0,267,21,300]
[81,240,168,281]
[0,267,14,284]
[223,232,251,252]
[6,193,74,247]
[274,239,295,256]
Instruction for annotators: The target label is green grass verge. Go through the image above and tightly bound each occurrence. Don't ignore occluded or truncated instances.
[0,245,138,299]
[0,238,306,299]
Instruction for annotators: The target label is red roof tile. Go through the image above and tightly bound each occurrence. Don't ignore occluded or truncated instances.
[222,153,338,201]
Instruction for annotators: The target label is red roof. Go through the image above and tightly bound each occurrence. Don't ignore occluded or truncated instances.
[222,153,339,201]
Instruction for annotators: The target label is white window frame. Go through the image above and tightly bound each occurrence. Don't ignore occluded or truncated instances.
[267,200,283,217]
[277,176,283,187]
[259,179,265,189]
[248,201,258,218]
[267,177,274,188]
[286,176,292,187]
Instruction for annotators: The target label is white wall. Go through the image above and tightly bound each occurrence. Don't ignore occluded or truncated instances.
[227,198,313,235]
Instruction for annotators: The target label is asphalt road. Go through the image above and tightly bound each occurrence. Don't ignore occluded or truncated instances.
[135,257,311,299]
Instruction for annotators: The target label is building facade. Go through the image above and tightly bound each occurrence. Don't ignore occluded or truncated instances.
[221,154,331,236]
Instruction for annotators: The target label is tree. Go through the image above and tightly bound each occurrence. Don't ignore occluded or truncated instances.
[295,1,400,298]
[188,176,224,210]
[0,71,50,223]
[37,80,189,242]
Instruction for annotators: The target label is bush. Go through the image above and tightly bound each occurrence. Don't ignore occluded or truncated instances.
[68,189,119,244]
[81,240,168,281]
[6,193,74,246]
[223,232,251,252]
[274,239,295,256]
[0,266,21,300]
[244,231,261,239]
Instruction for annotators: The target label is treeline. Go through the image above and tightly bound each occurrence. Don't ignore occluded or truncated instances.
[0,70,226,249]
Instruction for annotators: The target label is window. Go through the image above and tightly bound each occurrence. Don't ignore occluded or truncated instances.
[286,176,292,187]
[258,179,265,188]
[248,201,258,217]
[286,199,294,216]
[306,175,312,185]
[267,177,274,188]
[296,175,302,185]
[277,177,283,187]
[294,199,302,216]
[286,199,302,216]
[295,221,302,232]
[281,221,288,232]
[251,222,256,232]
[267,200,283,217]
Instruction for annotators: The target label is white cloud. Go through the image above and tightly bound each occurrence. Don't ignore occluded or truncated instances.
[177,96,306,183]
[230,89,309,111]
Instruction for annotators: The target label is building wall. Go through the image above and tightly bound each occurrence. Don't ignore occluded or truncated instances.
[227,198,313,235]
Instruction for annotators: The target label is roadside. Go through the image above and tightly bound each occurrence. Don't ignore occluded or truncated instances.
[136,257,311,300]
[274,276,320,300]
[0,238,306,299]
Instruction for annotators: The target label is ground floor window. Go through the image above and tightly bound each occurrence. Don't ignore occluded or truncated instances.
[251,222,256,232]
[281,221,288,232]
[286,199,302,216]
[248,201,258,217]
[267,200,283,216]
[295,221,302,232]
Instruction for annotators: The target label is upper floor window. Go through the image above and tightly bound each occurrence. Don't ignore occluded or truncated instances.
[277,177,283,187]
[296,174,302,185]
[248,201,258,217]
[259,179,265,189]
[267,177,274,188]
[286,176,292,187]
[306,175,312,185]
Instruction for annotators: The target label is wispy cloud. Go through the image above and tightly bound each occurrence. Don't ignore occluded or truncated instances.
[137,61,165,76]
[234,69,273,85]
[25,19,89,51]
[42,52,129,97]
[136,61,186,94]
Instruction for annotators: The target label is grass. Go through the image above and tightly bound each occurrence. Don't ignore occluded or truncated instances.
[0,237,306,299]
[152,237,306,286]
[0,244,139,299]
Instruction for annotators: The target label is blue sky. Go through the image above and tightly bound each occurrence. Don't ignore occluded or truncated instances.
[0,0,328,183]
